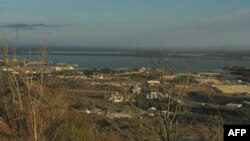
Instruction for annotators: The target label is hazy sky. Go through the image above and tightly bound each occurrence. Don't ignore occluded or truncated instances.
[1,0,250,48]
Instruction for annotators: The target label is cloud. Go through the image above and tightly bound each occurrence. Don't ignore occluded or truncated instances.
[192,8,250,33]
[198,8,250,26]
[148,9,250,47]
[0,23,69,30]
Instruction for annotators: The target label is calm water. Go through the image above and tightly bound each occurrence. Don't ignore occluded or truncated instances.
[2,54,250,73]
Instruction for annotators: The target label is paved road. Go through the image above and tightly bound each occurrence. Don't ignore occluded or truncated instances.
[67,89,115,94]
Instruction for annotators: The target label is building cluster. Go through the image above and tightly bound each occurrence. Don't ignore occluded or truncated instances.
[1,59,78,74]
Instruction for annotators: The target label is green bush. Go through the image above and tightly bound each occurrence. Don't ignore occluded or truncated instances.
[71,101,88,110]
[51,116,90,141]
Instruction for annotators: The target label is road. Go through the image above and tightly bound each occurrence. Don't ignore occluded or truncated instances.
[67,89,116,94]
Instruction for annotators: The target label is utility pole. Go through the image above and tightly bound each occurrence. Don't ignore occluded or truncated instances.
[2,34,9,66]
[40,40,47,65]
[13,28,19,62]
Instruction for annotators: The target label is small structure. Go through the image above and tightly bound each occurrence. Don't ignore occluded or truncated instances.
[51,63,78,71]
[93,74,104,80]
[131,85,142,94]
[106,112,132,119]
[196,78,222,85]
[197,72,221,78]
[148,107,156,111]
[225,103,242,108]
[138,67,152,73]
[85,108,105,115]
[161,75,176,81]
[212,85,250,94]
[243,101,250,106]
[108,92,125,103]
[147,107,157,116]
[146,92,169,99]
[147,80,161,86]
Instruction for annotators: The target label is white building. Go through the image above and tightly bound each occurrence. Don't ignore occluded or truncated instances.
[147,80,161,86]
[146,92,169,99]
[131,85,142,94]
[225,103,242,108]
[51,63,78,71]
[108,92,125,103]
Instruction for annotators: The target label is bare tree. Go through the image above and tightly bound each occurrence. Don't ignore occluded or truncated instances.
[0,41,65,141]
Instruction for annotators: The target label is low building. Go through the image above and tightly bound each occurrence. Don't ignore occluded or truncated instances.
[85,108,105,115]
[106,112,132,119]
[147,80,161,86]
[131,85,142,94]
[212,85,250,94]
[108,92,125,103]
[51,63,78,71]
[146,92,169,99]
[225,103,242,108]
[74,75,88,79]
[138,67,152,73]
[197,72,221,78]
[196,78,222,85]
[243,101,250,106]
[148,107,156,111]
[147,107,157,116]
[161,75,176,80]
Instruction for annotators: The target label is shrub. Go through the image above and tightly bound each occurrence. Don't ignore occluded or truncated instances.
[50,115,90,141]
[72,101,87,110]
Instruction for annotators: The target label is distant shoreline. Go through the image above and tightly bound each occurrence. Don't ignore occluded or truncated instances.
[17,51,250,61]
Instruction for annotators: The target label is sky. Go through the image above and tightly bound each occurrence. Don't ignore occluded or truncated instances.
[0,0,250,49]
